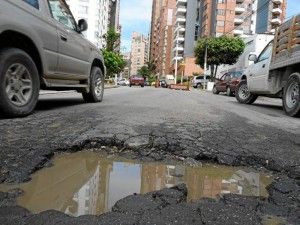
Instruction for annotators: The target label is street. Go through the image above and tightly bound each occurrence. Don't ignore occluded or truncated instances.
[0,86,300,225]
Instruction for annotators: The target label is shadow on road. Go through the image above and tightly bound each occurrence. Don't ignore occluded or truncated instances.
[35,98,84,111]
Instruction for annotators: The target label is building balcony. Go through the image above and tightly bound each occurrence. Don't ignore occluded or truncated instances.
[176,7,187,15]
[272,0,283,4]
[176,16,186,24]
[173,45,184,52]
[236,0,244,3]
[235,5,245,14]
[271,18,282,25]
[272,8,282,14]
[176,0,187,6]
[234,18,244,24]
[174,26,186,34]
[172,56,183,62]
[233,29,243,35]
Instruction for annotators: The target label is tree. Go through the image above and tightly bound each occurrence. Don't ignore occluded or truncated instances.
[137,61,156,77]
[102,50,126,77]
[102,27,121,54]
[194,35,245,79]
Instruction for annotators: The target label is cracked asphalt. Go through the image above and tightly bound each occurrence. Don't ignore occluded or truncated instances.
[0,86,300,224]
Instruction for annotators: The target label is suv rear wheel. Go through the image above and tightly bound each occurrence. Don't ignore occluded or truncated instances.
[0,48,39,117]
[82,67,104,102]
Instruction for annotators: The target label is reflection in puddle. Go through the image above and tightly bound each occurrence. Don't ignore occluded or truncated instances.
[261,215,287,225]
[0,151,273,216]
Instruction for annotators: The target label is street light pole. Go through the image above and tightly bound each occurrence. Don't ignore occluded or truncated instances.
[174,23,179,85]
[203,42,207,90]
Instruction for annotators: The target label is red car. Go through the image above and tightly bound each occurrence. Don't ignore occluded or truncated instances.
[129,75,145,87]
[212,71,243,96]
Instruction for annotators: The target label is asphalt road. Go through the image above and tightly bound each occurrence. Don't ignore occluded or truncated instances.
[0,86,299,224]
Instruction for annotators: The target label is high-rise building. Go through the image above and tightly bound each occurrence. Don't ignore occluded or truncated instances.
[198,0,286,38]
[108,0,120,32]
[150,0,166,66]
[66,0,120,48]
[152,0,176,77]
[172,0,203,77]
[130,32,149,76]
[255,0,286,33]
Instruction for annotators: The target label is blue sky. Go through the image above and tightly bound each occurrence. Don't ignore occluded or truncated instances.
[119,0,300,52]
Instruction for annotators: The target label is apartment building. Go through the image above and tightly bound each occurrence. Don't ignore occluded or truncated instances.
[198,0,286,38]
[152,0,176,76]
[130,32,149,76]
[150,0,167,65]
[255,0,286,33]
[172,0,203,76]
[66,0,120,48]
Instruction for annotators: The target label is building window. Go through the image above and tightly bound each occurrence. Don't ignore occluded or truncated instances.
[217,9,225,16]
[78,5,89,14]
[218,0,226,3]
[216,21,225,26]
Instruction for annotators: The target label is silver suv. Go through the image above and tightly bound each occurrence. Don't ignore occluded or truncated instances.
[0,0,106,117]
[191,75,211,88]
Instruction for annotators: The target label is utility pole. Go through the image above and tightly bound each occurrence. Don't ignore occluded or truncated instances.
[174,23,179,85]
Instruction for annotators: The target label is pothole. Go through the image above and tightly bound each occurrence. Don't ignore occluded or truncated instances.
[0,151,273,217]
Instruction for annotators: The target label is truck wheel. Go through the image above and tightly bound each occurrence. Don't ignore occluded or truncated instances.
[212,85,219,94]
[82,67,104,103]
[235,80,257,104]
[226,86,233,96]
[283,73,300,117]
[0,48,40,117]
[141,83,144,87]
[196,83,201,88]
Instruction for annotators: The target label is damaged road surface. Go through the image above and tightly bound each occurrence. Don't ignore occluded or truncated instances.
[0,87,300,224]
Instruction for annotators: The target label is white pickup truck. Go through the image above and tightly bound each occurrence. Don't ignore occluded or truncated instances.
[0,0,106,117]
[235,14,300,117]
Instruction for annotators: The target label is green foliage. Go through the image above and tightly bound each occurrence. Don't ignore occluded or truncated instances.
[194,35,245,78]
[138,61,156,77]
[102,50,126,76]
[102,27,121,54]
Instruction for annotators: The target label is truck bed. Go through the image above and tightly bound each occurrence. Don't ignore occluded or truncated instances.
[270,13,300,70]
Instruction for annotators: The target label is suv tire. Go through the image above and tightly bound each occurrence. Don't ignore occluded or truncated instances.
[0,48,40,117]
[82,67,104,102]
[235,80,257,104]
[226,86,233,96]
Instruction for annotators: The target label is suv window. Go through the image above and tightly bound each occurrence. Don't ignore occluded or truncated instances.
[23,0,39,9]
[49,0,76,30]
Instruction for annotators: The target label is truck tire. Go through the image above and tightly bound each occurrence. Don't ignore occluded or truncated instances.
[0,48,40,117]
[212,85,219,94]
[82,67,104,103]
[235,80,257,104]
[283,73,300,117]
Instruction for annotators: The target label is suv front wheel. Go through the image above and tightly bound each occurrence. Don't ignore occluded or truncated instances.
[82,67,104,102]
[0,48,40,117]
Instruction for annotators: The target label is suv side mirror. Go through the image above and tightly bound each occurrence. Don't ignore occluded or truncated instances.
[78,19,88,32]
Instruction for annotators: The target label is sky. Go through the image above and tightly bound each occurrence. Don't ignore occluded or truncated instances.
[119,0,300,52]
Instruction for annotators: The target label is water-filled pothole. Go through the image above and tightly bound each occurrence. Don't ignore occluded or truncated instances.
[0,151,273,217]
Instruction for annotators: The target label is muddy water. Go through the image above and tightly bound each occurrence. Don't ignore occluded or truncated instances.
[0,151,273,217]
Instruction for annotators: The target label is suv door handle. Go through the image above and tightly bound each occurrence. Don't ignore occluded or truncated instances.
[262,64,265,68]
[60,34,68,41]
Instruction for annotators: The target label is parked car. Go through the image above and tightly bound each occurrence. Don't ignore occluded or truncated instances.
[129,75,145,87]
[0,0,106,117]
[117,78,129,86]
[159,77,166,87]
[191,75,211,88]
[212,71,243,96]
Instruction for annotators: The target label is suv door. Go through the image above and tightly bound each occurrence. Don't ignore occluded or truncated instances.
[48,0,91,79]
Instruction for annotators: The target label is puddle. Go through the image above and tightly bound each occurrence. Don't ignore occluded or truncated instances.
[261,215,287,225]
[0,151,273,217]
